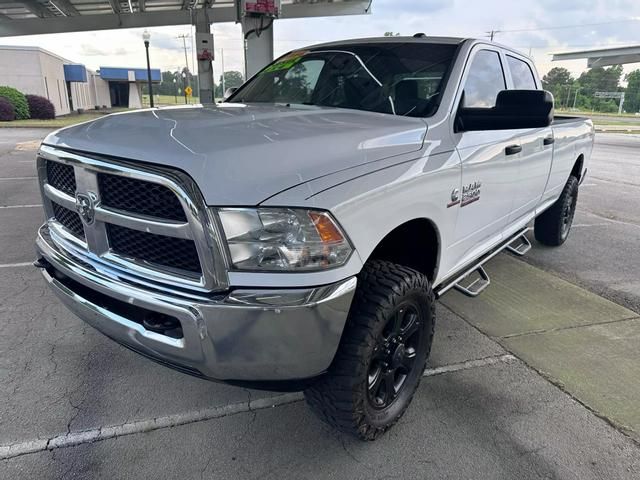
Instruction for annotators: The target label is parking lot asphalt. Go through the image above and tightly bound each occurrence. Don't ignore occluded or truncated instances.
[0,128,639,479]
[523,134,640,313]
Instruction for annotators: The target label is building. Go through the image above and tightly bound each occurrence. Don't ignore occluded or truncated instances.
[0,45,160,116]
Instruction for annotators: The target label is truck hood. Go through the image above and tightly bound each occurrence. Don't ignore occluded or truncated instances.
[43,104,427,205]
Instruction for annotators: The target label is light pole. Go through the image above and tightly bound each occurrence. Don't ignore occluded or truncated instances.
[173,78,177,104]
[142,30,154,108]
[182,71,188,105]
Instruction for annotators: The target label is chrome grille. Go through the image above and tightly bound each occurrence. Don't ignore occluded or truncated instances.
[52,202,84,239]
[47,160,76,196]
[107,224,201,273]
[98,172,187,221]
[37,146,229,292]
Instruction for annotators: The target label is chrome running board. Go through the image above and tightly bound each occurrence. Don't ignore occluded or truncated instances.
[506,233,532,256]
[453,265,490,297]
[434,227,531,299]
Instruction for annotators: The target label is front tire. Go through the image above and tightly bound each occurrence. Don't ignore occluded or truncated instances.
[304,260,435,440]
[534,175,579,246]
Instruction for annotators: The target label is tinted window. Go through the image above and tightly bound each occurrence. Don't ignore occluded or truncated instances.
[462,50,506,108]
[229,42,458,117]
[507,55,537,89]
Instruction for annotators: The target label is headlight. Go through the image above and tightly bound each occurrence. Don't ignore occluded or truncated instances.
[216,208,353,271]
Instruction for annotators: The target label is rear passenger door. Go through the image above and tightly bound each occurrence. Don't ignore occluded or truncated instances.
[505,54,554,224]
[449,47,521,266]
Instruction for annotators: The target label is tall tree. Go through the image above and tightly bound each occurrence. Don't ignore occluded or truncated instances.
[624,70,640,113]
[541,67,574,107]
[215,71,245,97]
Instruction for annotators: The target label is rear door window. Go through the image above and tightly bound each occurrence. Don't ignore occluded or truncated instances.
[507,55,537,89]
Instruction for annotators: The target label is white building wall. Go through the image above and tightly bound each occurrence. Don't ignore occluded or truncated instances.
[37,50,69,115]
[88,73,111,109]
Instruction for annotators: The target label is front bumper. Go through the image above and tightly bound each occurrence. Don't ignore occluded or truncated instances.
[36,225,357,383]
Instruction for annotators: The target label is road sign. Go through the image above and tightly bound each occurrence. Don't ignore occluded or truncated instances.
[594,91,623,99]
[185,86,193,96]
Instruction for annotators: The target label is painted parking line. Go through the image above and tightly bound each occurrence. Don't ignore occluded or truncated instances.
[0,204,42,209]
[0,176,37,181]
[0,262,33,268]
[571,223,612,228]
[0,354,515,460]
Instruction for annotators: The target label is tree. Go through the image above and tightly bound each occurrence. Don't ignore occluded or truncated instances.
[215,71,244,97]
[574,65,623,112]
[541,67,574,107]
[624,70,640,113]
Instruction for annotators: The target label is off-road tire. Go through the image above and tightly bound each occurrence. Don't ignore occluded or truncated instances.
[534,175,579,246]
[304,260,435,440]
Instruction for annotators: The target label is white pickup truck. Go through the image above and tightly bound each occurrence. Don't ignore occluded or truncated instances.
[35,35,594,440]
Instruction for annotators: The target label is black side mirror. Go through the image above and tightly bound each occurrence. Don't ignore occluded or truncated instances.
[456,90,554,132]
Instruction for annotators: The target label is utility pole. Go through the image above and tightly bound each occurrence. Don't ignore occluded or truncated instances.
[486,30,500,41]
[177,33,191,79]
[221,48,225,98]
[572,87,580,109]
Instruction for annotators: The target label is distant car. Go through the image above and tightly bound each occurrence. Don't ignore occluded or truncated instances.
[35,36,594,440]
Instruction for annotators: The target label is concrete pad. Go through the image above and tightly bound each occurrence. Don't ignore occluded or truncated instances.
[0,206,44,264]
[0,150,39,178]
[0,266,274,445]
[2,362,638,480]
[0,177,40,207]
[429,304,505,367]
[440,254,636,337]
[504,318,640,441]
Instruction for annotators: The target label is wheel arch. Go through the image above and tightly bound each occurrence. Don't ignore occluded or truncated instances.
[364,218,441,282]
[571,153,585,180]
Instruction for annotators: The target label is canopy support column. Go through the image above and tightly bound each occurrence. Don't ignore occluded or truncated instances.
[242,16,274,79]
[194,9,214,104]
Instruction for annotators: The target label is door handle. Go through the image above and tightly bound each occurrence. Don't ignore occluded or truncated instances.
[543,136,555,146]
[505,145,522,155]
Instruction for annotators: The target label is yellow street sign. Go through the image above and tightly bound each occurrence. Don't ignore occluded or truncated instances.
[185,86,193,96]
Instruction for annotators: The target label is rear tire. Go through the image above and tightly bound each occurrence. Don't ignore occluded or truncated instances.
[534,175,579,246]
[304,260,435,440]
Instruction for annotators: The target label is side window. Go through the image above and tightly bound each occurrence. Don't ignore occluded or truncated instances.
[507,55,537,89]
[462,50,506,108]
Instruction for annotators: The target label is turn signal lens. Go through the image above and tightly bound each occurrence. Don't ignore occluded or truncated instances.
[308,211,345,244]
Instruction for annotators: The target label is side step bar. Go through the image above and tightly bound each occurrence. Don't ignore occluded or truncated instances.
[506,233,532,256]
[434,227,531,299]
[453,265,490,297]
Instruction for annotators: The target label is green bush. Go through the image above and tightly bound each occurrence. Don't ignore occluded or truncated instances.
[0,86,30,120]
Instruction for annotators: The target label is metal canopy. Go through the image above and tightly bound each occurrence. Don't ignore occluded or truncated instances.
[0,0,372,36]
[552,45,640,68]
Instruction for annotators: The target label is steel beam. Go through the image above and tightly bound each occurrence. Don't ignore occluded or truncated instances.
[0,1,371,37]
[50,0,80,16]
[107,0,121,14]
[17,0,54,18]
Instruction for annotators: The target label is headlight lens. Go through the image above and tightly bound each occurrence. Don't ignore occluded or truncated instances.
[216,208,353,271]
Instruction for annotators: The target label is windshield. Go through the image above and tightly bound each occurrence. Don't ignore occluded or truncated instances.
[228,42,458,117]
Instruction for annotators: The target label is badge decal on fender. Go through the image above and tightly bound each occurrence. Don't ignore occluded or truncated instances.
[461,181,481,207]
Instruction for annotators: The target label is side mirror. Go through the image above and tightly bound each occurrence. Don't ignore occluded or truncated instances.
[456,90,554,132]
[224,87,239,100]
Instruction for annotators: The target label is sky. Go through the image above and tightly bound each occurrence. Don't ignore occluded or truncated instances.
[2,0,640,84]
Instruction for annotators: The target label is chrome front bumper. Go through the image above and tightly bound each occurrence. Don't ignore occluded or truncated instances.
[36,225,357,383]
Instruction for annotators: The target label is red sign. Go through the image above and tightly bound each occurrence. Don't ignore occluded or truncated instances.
[245,0,279,16]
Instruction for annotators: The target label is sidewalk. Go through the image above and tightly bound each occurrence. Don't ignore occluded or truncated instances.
[441,254,640,442]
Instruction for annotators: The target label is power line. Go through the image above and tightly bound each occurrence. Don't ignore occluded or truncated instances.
[492,18,640,34]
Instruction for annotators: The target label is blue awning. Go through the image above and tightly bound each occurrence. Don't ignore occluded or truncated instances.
[63,64,87,83]
[99,67,161,83]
